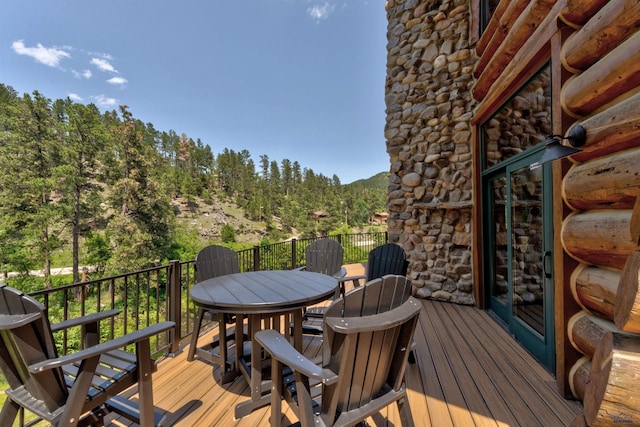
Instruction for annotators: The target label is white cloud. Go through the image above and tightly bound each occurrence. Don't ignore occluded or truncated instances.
[68,93,83,102]
[93,94,119,108]
[72,69,92,79]
[308,2,335,21]
[11,40,71,67]
[107,76,128,85]
[91,58,118,73]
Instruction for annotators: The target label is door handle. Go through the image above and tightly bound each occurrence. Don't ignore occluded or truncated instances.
[543,251,552,279]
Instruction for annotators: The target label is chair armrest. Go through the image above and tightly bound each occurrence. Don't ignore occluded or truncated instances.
[254,329,338,385]
[294,266,306,271]
[29,321,175,373]
[334,267,347,279]
[50,309,120,333]
[338,274,365,287]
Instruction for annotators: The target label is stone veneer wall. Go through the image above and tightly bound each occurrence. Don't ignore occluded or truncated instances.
[384,0,476,305]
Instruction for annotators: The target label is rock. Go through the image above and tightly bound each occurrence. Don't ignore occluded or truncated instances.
[402,172,422,187]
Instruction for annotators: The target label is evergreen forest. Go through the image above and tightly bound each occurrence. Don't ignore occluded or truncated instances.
[0,84,388,289]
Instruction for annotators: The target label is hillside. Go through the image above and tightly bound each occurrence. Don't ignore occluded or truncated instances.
[175,171,389,245]
[173,198,269,245]
[345,172,389,193]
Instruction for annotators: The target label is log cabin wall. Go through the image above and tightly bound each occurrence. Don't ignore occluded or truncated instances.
[385,0,640,423]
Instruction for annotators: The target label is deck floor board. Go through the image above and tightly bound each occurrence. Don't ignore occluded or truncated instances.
[105,296,582,426]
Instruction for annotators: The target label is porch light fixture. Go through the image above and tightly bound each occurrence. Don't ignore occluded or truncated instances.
[530,125,586,170]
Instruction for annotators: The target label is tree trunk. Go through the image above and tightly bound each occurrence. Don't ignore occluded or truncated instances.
[571,264,619,319]
[584,331,640,426]
[561,210,637,270]
[614,251,640,333]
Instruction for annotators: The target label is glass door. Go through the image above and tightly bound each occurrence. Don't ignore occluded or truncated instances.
[485,153,555,372]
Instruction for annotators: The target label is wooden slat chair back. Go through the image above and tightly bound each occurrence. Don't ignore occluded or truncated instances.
[298,239,346,334]
[302,238,345,277]
[187,245,243,382]
[193,244,239,283]
[0,284,173,426]
[365,242,408,282]
[255,275,420,427]
[340,243,409,290]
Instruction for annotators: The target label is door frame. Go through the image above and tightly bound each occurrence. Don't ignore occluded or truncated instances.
[482,147,556,372]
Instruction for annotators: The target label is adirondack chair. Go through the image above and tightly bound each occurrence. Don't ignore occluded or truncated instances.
[297,239,346,334]
[303,243,409,335]
[343,242,409,288]
[297,238,346,279]
[187,245,244,382]
[0,284,174,427]
[255,275,420,427]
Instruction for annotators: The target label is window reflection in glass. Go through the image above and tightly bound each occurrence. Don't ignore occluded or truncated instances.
[481,65,552,169]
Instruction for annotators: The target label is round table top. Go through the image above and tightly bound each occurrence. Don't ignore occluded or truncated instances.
[189,270,339,314]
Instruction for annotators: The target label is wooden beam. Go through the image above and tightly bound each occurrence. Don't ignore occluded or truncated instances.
[568,356,591,400]
[561,30,640,117]
[614,251,640,333]
[568,311,621,356]
[473,1,528,78]
[569,91,640,163]
[560,0,610,27]
[571,264,619,320]
[553,25,584,399]
[561,210,637,270]
[584,331,640,426]
[562,146,640,211]
[475,0,509,56]
[473,0,557,101]
[472,0,564,124]
[632,197,640,245]
[562,0,640,72]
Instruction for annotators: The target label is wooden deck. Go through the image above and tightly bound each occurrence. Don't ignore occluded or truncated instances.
[103,292,582,427]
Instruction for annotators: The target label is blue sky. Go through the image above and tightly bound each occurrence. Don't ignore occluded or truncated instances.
[0,0,388,184]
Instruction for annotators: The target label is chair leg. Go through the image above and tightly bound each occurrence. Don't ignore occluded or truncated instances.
[61,355,101,426]
[270,357,283,427]
[217,313,227,369]
[397,396,415,427]
[187,307,206,361]
[136,338,155,427]
[0,397,20,426]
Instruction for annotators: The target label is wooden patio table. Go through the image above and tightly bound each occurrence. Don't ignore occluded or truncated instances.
[189,269,339,419]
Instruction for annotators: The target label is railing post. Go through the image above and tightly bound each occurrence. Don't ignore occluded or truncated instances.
[168,260,181,355]
[291,238,297,269]
[253,245,260,271]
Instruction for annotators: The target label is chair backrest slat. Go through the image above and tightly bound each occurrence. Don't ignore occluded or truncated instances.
[366,243,408,282]
[194,245,240,282]
[304,239,344,277]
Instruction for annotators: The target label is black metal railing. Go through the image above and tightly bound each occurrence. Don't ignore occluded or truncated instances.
[25,231,387,358]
